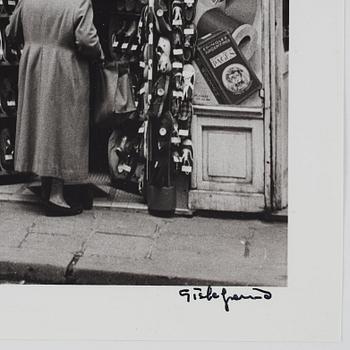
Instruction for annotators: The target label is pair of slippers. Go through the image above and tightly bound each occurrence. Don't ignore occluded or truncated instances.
[171,138,193,175]
[110,20,139,61]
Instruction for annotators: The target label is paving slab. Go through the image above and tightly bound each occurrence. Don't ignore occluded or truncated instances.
[0,247,73,283]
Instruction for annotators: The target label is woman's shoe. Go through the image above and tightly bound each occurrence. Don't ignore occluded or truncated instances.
[81,184,94,210]
[45,201,83,217]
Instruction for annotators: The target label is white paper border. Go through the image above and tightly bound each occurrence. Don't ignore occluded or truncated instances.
[0,0,345,344]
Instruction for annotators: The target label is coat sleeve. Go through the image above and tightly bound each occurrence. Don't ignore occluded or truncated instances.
[74,0,104,61]
[5,0,24,46]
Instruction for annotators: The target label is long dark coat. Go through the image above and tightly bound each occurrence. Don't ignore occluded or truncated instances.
[6,0,103,181]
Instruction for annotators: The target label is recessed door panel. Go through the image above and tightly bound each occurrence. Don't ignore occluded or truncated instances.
[203,127,252,183]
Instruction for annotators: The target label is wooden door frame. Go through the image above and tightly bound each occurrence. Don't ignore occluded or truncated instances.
[269,0,289,210]
[262,0,273,211]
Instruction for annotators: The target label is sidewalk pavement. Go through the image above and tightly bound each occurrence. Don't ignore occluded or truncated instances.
[0,201,287,286]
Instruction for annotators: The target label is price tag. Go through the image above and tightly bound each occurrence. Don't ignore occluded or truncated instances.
[172,19,182,26]
[8,101,16,107]
[172,62,183,69]
[184,28,194,35]
[179,129,189,137]
[112,41,119,48]
[8,0,16,5]
[182,165,192,173]
[139,87,145,95]
[173,90,182,98]
[118,164,131,173]
[173,49,183,55]
[5,154,13,161]
[121,43,128,50]
[131,45,138,51]
[139,61,146,68]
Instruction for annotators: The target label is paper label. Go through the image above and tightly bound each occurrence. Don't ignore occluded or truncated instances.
[173,90,183,98]
[112,41,119,48]
[173,49,183,55]
[119,164,131,173]
[172,20,182,26]
[5,154,13,161]
[179,129,189,137]
[139,61,146,68]
[131,45,138,51]
[8,0,16,5]
[172,62,183,69]
[121,43,128,50]
[171,137,181,144]
[182,165,192,173]
[173,155,181,163]
[138,126,145,134]
[7,101,16,107]
[184,28,194,35]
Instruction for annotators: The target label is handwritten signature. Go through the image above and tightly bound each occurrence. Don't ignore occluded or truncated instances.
[179,286,272,312]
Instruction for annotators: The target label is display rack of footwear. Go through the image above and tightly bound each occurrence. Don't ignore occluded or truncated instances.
[0,1,23,181]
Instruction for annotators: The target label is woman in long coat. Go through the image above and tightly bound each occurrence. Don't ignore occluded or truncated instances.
[6,0,103,215]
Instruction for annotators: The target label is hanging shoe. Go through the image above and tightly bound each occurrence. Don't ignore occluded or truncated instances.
[171,0,183,27]
[172,28,184,62]
[183,24,197,62]
[156,37,171,73]
[180,138,193,175]
[151,74,170,118]
[178,100,192,138]
[182,63,195,101]
[183,0,197,24]
[153,0,172,34]
[0,77,17,117]
[110,20,127,59]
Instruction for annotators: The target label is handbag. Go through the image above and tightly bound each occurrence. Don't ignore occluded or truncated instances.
[92,61,137,128]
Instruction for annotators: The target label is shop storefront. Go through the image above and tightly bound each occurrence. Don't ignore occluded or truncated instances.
[0,0,288,215]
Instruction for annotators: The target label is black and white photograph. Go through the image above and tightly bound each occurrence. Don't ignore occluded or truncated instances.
[0,0,289,287]
[0,0,345,346]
